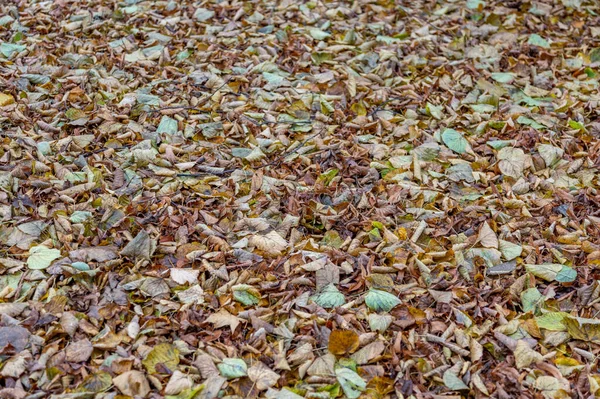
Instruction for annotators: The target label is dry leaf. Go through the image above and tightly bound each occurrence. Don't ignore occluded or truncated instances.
[328,330,360,356]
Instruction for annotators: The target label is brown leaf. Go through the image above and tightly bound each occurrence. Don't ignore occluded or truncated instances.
[328,330,360,356]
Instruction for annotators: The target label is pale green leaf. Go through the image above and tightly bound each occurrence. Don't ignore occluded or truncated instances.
[335,367,366,399]
[313,284,346,309]
[491,72,515,83]
[521,287,543,313]
[157,116,178,135]
[27,245,61,270]
[441,128,469,154]
[528,34,550,48]
[218,358,247,379]
[443,370,469,390]
[365,289,401,312]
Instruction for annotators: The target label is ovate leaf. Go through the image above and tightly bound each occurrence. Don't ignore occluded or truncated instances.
[441,128,469,154]
[525,263,577,283]
[328,330,360,355]
[335,367,366,399]
[528,34,550,48]
[365,289,401,312]
[313,284,346,308]
[218,358,247,379]
[232,284,261,306]
[27,245,61,269]
[521,288,543,313]
[368,313,393,333]
[142,343,180,374]
[157,116,178,135]
[536,312,569,331]
[443,370,469,391]
[499,239,522,260]
[497,147,526,178]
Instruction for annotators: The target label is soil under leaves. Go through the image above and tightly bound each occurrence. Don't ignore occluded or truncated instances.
[1,0,600,398]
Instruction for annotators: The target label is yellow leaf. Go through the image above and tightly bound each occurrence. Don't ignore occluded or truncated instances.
[0,93,14,106]
[142,343,180,374]
[328,330,360,356]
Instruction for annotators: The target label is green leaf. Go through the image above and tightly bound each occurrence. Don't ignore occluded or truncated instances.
[491,72,515,84]
[309,29,331,40]
[521,288,544,313]
[65,108,87,120]
[319,169,339,186]
[0,42,26,58]
[568,119,586,131]
[470,104,496,113]
[142,343,180,374]
[368,313,393,333]
[365,289,401,312]
[528,34,550,48]
[525,264,577,283]
[157,116,178,135]
[517,115,546,130]
[499,239,522,260]
[426,102,443,120]
[486,139,513,149]
[27,245,61,270]
[194,8,215,22]
[590,48,600,63]
[443,370,469,390]
[441,128,469,154]
[335,367,366,399]
[232,284,261,306]
[536,312,569,331]
[218,358,248,379]
[466,0,485,9]
[166,386,204,399]
[313,284,346,308]
[70,211,93,223]
[556,266,577,283]
[76,371,112,393]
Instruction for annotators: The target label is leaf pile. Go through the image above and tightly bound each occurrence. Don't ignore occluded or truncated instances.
[2,0,600,397]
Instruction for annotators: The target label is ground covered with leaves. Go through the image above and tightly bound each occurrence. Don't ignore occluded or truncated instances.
[3,0,600,398]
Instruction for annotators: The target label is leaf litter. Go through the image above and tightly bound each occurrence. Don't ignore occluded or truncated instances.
[1,0,600,397]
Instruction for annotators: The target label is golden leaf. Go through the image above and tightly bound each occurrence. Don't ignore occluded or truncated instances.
[328,330,360,356]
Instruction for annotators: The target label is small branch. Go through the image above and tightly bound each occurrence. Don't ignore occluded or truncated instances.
[424,334,470,357]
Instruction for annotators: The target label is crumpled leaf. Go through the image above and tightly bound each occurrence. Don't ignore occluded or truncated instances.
[498,147,526,178]
[247,361,280,390]
[328,330,360,355]
[249,231,287,255]
[121,230,156,260]
[218,358,247,379]
[514,340,543,369]
[142,343,180,374]
[335,367,366,399]
[113,370,151,397]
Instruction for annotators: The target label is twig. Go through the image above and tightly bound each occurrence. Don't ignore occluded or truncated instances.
[176,127,326,178]
[146,105,210,114]
[424,334,470,357]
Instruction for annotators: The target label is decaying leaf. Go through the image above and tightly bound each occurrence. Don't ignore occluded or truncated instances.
[328,330,360,356]
[142,343,180,374]
[2,0,600,397]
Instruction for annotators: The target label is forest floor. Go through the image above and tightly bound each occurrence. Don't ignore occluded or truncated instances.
[1,0,600,398]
